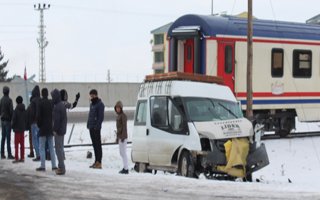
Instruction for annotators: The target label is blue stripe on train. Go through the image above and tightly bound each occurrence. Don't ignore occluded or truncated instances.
[240,99,320,105]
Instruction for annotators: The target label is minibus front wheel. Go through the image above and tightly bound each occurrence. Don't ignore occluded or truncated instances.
[178,151,195,178]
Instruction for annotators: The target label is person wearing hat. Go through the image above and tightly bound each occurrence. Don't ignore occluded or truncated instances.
[60,89,80,110]
[115,100,129,174]
[0,86,14,159]
[11,96,26,163]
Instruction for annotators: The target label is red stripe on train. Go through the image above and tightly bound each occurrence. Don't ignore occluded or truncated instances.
[236,92,320,98]
[208,37,320,46]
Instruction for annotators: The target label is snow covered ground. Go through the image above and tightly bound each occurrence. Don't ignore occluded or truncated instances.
[0,120,320,199]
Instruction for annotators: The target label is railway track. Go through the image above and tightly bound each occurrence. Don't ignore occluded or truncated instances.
[64,132,320,148]
[262,131,320,140]
[65,141,132,148]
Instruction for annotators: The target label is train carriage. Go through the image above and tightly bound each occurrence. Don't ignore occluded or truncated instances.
[166,14,320,136]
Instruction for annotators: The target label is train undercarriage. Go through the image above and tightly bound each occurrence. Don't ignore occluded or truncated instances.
[252,109,296,137]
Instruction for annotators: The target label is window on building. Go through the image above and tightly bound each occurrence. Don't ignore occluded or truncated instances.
[134,100,147,126]
[271,48,284,77]
[154,52,164,63]
[225,45,233,74]
[154,34,164,45]
[293,50,312,78]
[154,69,164,74]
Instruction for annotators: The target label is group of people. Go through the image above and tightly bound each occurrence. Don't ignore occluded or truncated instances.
[86,89,129,174]
[0,85,129,175]
[0,85,76,175]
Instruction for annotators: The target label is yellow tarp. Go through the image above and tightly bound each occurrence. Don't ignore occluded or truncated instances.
[217,138,249,178]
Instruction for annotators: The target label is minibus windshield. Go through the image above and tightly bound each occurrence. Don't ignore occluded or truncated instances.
[183,97,243,122]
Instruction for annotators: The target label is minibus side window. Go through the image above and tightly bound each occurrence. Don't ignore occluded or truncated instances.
[168,100,183,132]
[150,96,168,128]
[150,96,186,134]
[134,100,147,126]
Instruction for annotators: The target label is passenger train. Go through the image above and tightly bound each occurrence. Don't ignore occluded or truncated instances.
[166,14,320,136]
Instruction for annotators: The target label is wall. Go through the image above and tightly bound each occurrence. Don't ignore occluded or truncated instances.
[0,81,141,107]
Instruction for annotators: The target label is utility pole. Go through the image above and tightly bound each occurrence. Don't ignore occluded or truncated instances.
[107,69,111,83]
[211,0,213,15]
[34,3,50,83]
[246,0,253,120]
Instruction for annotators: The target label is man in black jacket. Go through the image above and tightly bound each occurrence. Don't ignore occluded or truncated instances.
[0,86,14,159]
[36,88,57,171]
[51,89,67,175]
[30,85,41,161]
[87,89,105,169]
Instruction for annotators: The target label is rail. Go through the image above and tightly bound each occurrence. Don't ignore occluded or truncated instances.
[262,131,320,140]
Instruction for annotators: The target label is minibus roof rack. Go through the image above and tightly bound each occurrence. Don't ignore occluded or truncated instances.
[144,72,224,84]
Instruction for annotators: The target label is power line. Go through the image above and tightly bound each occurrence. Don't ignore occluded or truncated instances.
[0,31,35,34]
[0,2,176,18]
[0,37,34,42]
[0,25,35,27]
[52,4,175,18]
[0,2,29,6]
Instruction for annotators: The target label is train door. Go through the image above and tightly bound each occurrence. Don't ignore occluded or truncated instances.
[184,39,194,73]
[217,41,235,92]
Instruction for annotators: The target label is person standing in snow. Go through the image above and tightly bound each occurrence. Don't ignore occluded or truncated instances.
[11,96,26,163]
[0,86,14,159]
[26,98,34,158]
[60,89,80,160]
[60,89,80,110]
[36,88,57,171]
[30,85,41,161]
[51,89,67,175]
[115,100,129,174]
[87,89,105,169]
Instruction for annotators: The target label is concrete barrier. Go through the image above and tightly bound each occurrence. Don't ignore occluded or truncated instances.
[67,109,135,123]
[0,80,141,107]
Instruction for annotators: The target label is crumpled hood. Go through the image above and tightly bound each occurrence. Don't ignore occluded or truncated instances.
[193,118,253,140]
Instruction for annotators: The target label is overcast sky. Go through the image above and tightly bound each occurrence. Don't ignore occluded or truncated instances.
[0,0,319,82]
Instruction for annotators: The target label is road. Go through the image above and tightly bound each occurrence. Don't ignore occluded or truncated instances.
[0,165,319,200]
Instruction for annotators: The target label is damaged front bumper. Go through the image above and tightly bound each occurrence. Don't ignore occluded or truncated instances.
[193,141,269,175]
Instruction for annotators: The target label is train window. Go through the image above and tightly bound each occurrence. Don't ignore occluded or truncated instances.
[271,49,284,77]
[225,46,233,74]
[293,50,312,78]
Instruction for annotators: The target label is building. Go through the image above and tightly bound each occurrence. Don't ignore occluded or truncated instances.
[150,22,172,74]
[306,14,320,24]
